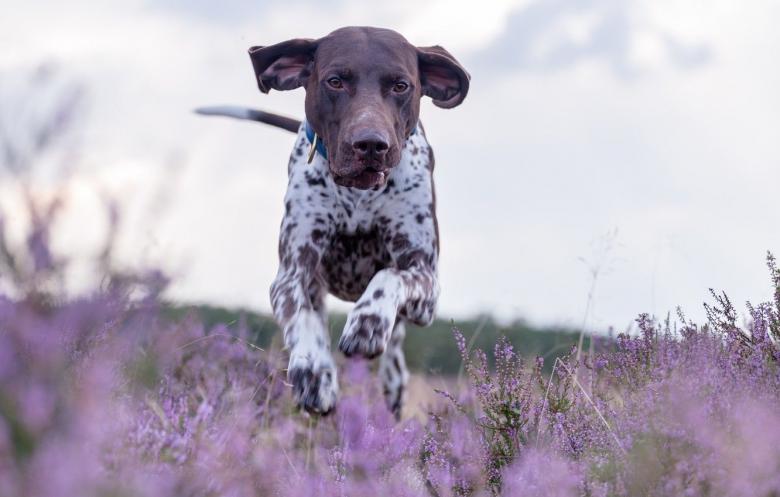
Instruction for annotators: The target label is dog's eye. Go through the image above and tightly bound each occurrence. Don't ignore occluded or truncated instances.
[327,77,343,89]
[392,82,409,93]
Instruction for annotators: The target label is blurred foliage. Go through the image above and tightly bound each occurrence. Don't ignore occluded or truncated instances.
[164,304,588,375]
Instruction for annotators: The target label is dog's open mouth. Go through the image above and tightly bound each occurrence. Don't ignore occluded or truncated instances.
[334,167,388,189]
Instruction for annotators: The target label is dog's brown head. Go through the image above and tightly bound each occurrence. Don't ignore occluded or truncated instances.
[249,26,469,189]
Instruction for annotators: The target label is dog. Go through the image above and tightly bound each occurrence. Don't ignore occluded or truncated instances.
[198,26,469,418]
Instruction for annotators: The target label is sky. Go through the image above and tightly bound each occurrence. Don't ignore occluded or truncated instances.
[1,0,779,333]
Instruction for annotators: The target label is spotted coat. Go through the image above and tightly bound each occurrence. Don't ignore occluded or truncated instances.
[270,123,439,417]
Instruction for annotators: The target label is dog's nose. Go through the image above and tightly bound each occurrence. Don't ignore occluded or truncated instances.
[352,132,389,159]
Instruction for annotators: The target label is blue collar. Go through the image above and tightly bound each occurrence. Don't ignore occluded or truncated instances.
[304,121,328,160]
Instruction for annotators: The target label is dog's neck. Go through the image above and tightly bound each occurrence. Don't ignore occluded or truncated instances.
[298,124,430,233]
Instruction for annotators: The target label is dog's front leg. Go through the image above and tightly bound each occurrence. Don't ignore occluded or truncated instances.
[271,219,337,415]
[339,253,439,359]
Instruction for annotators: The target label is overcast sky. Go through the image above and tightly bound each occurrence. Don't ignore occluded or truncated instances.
[1,0,779,333]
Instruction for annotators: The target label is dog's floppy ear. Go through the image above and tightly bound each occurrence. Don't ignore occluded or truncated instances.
[417,45,470,109]
[249,38,318,93]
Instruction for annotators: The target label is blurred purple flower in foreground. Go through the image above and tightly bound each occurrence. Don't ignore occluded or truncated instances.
[4,205,778,496]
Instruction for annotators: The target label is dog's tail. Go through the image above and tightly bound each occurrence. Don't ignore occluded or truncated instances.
[194,106,301,133]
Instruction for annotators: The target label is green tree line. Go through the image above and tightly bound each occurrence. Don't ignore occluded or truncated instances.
[165,304,588,375]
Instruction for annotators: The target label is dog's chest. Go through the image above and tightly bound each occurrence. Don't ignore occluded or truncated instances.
[320,227,392,301]
[329,186,388,233]
[284,128,434,301]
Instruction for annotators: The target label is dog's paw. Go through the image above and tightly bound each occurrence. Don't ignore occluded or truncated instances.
[339,301,395,359]
[287,353,338,415]
[402,297,437,326]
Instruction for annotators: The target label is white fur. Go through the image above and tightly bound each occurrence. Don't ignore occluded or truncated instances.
[272,124,438,415]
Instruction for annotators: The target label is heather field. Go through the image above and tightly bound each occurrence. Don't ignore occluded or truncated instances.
[2,207,780,497]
